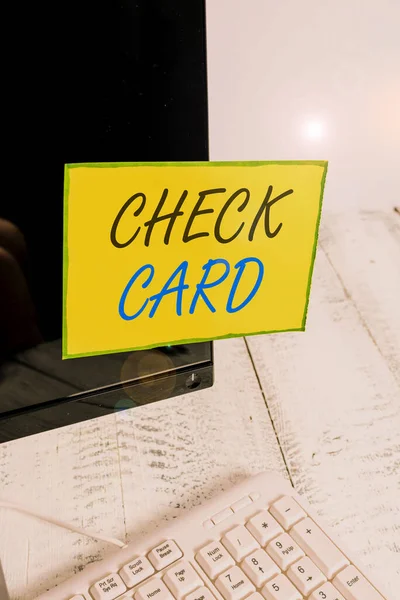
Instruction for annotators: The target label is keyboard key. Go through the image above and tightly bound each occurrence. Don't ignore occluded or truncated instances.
[186,586,216,600]
[269,497,306,530]
[309,582,346,600]
[90,574,127,600]
[290,518,349,578]
[261,574,302,600]
[196,541,235,579]
[215,566,255,600]
[241,548,280,587]
[249,492,260,502]
[222,525,259,561]
[231,496,252,512]
[286,557,326,595]
[333,565,385,600]
[163,561,203,599]
[135,579,175,600]
[266,534,304,570]
[246,511,283,546]
[148,541,182,571]
[247,594,263,600]
[119,556,155,588]
[212,508,233,524]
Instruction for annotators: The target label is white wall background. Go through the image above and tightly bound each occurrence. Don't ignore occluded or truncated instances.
[206,0,400,211]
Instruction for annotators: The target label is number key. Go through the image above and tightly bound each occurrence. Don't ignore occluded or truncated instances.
[215,565,255,600]
[261,574,301,600]
[241,549,280,587]
[266,534,304,570]
[287,557,326,595]
[309,582,346,600]
[246,595,264,600]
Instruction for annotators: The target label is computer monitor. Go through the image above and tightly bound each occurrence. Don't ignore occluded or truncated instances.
[0,0,213,443]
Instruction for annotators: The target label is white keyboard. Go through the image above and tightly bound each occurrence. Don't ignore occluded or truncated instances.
[35,472,388,600]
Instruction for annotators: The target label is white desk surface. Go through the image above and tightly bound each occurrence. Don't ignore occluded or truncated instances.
[0,209,399,599]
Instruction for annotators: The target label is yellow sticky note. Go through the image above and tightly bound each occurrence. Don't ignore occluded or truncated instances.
[63,161,327,358]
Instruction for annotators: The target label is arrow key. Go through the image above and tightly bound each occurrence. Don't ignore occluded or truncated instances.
[242,549,280,587]
[287,557,326,596]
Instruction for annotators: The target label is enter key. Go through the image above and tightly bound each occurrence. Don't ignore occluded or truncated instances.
[333,565,385,600]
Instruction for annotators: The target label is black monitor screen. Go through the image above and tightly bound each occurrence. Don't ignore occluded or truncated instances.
[0,0,213,442]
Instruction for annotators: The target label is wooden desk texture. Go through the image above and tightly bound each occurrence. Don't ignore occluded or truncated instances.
[0,210,399,599]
